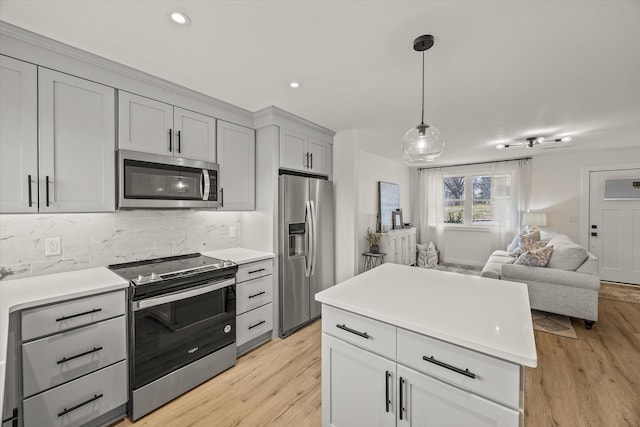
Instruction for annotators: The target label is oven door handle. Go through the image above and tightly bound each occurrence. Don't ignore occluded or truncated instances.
[131,278,235,311]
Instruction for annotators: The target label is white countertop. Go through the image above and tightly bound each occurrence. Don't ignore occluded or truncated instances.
[315,263,537,367]
[0,267,129,412]
[202,248,274,265]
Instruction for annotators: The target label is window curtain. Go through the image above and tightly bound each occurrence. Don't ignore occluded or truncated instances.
[416,167,445,259]
[490,159,531,251]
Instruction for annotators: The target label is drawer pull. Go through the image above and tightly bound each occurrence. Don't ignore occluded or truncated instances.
[55,308,102,322]
[249,320,266,330]
[423,355,477,379]
[248,291,266,299]
[248,268,266,274]
[57,393,103,417]
[336,323,370,339]
[399,376,405,420]
[385,371,391,413]
[57,346,103,365]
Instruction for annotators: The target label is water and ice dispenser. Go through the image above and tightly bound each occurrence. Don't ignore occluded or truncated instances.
[288,223,306,257]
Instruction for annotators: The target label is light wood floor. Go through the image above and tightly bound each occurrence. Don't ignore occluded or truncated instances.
[114,297,640,427]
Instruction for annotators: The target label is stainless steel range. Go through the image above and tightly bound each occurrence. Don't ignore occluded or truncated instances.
[109,253,238,420]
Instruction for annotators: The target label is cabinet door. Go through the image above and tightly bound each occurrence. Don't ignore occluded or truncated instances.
[118,91,173,156]
[217,120,255,210]
[38,69,115,212]
[174,107,216,162]
[280,127,307,172]
[397,365,519,427]
[322,334,396,427]
[308,136,331,176]
[0,56,38,213]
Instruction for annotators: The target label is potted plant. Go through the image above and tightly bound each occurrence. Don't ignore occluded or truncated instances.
[366,227,381,253]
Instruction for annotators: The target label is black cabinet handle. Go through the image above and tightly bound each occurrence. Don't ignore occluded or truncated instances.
[385,371,391,413]
[57,394,103,417]
[57,346,103,364]
[248,291,266,299]
[168,128,173,152]
[27,174,33,207]
[248,320,266,330]
[55,308,102,322]
[422,355,476,379]
[45,175,50,207]
[336,323,370,339]
[177,130,181,153]
[220,187,224,208]
[310,153,313,169]
[305,152,309,168]
[399,376,405,420]
[248,268,266,274]
[1,407,18,426]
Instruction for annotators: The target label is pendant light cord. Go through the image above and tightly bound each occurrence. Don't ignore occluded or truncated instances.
[421,50,425,126]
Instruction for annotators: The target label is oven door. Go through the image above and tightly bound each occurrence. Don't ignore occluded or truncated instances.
[130,278,235,390]
[118,149,219,209]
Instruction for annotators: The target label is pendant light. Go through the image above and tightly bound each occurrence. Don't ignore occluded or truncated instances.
[401,35,444,163]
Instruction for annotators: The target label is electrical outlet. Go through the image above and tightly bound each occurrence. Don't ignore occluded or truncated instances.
[568,215,579,223]
[45,237,61,256]
[229,226,236,237]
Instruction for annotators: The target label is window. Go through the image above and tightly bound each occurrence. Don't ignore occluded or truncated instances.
[443,174,493,225]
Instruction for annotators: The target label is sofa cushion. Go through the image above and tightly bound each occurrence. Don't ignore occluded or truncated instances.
[547,242,589,270]
[511,236,547,256]
[514,246,554,267]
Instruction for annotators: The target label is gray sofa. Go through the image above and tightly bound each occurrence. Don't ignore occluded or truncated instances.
[481,232,600,329]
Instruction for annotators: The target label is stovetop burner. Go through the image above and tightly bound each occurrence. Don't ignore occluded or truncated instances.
[108,253,238,300]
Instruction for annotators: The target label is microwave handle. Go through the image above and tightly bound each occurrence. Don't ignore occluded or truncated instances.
[202,169,211,200]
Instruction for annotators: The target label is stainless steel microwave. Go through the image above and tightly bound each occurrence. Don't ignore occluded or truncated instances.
[117,149,219,209]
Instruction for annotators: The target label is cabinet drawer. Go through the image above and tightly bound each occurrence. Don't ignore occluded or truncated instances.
[322,305,396,360]
[236,275,273,315]
[22,291,126,341]
[22,316,126,397]
[23,361,127,427]
[237,303,273,346]
[397,328,521,409]
[236,259,273,283]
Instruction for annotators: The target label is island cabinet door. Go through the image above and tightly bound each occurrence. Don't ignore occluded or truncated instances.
[396,364,520,427]
[322,334,396,427]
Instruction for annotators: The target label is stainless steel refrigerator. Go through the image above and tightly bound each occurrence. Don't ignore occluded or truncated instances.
[279,174,335,337]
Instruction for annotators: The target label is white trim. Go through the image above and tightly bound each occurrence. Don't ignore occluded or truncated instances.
[444,225,491,233]
[580,162,640,248]
[253,106,335,138]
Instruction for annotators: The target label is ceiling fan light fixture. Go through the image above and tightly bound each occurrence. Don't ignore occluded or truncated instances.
[401,34,443,163]
[496,134,574,149]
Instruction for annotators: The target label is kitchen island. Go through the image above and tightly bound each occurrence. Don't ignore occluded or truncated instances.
[315,263,537,426]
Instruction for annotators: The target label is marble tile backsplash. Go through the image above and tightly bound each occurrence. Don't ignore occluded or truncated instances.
[0,210,241,281]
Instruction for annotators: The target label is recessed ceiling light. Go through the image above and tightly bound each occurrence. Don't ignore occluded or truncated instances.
[289,81,300,89]
[170,12,190,25]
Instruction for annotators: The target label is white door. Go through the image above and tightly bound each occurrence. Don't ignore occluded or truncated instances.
[280,127,307,172]
[589,169,640,284]
[0,56,38,213]
[174,107,216,162]
[118,91,173,156]
[322,334,396,427]
[396,365,519,427]
[308,136,331,176]
[217,120,255,210]
[38,68,115,212]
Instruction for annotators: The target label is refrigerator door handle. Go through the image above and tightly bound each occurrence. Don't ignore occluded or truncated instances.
[305,200,313,277]
[310,200,318,276]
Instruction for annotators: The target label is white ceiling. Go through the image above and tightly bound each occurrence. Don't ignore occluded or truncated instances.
[1,0,639,166]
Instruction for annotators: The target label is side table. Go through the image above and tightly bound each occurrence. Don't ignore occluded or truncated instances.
[363,252,386,271]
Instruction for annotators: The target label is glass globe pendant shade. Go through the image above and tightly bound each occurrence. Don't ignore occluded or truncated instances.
[401,123,444,163]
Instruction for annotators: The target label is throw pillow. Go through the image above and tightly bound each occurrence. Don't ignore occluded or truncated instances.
[510,236,547,257]
[515,246,554,267]
[507,234,521,253]
[522,229,541,242]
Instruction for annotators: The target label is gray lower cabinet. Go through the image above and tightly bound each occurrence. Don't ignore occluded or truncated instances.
[235,259,274,355]
[19,290,128,427]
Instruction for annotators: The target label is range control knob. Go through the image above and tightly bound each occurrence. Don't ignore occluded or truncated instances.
[224,260,234,267]
[224,324,232,334]
[150,272,160,281]
[137,274,147,284]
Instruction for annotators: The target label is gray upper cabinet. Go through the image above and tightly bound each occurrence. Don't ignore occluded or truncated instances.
[38,68,115,212]
[217,120,255,210]
[0,56,38,213]
[118,91,216,162]
[279,127,332,176]
[0,56,115,213]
